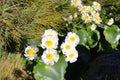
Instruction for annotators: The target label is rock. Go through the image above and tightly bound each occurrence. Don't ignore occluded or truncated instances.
[84,50,120,80]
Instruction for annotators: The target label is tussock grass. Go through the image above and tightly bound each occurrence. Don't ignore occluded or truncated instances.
[0,0,74,51]
[0,53,31,80]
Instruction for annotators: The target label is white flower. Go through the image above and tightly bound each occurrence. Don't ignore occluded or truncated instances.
[65,32,80,46]
[41,36,58,49]
[42,29,58,38]
[107,18,114,26]
[93,16,102,24]
[24,45,39,60]
[61,42,75,54]
[71,0,82,7]
[79,5,88,13]
[92,1,101,11]
[41,49,59,65]
[63,13,73,22]
[87,6,94,13]
[90,24,97,31]
[82,13,92,23]
[92,11,100,18]
[65,49,78,63]
[73,13,78,18]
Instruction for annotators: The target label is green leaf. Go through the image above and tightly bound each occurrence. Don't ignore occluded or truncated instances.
[33,55,68,80]
[77,29,88,45]
[87,30,100,48]
[104,25,119,48]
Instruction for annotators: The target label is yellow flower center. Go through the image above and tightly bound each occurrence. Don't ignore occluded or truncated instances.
[74,0,79,5]
[108,19,113,24]
[27,49,35,56]
[46,53,54,60]
[88,7,93,12]
[65,44,71,50]
[91,25,95,28]
[84,15,90,21]
[68,53,75,58]
[46,40,53,47]
[94,4,99,9]
[94,17,100,22]
[93,12,98,17]
[81,7,86,13]
[70,36,76,42]
[48,34,53,37]
[66,15,71,20]
[91,25,96,30]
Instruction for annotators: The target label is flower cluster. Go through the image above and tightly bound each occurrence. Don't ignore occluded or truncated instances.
[41,29,59,65]
[61,32,80,63]
[69,0,102,25]
[24,29,80,65]
[63,0,114,31]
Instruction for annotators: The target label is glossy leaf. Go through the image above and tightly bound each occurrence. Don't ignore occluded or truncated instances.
[77,29,88,45]
[104,25,120,48]
[33,55,67,80]
[87,30,100,48]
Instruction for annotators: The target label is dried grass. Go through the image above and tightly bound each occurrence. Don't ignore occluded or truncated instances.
[0,53,31,80]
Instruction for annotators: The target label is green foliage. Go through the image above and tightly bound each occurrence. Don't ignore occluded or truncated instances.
[62,0,120,52]
[87,30,100,48]
[33,55,67,80]
[76,29,100,49]
[77,29,88,45]
[104,25,120,48]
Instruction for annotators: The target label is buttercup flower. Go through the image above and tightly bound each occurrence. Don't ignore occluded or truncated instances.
[42,29,58,38]
[61,42,75,54]
[63,13,73,22]
[107,18,114,26]
[92,1,101,11]
[41,36,58,49]
[82,13,92,23]
[93,16,102,24]
[92,11,100,18]
[41,49,59,65]
[65,32,80,46]
[65,49,78,63]
[79,5,88,13]
[24,45,39,60]
[71,0,82,7]
[73,13,78,18]
[90,24,97,30]
[87,6,94,13]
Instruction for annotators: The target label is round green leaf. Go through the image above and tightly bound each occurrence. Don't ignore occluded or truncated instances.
[33,55,67,80]
[87,30,100,48]
[77,29,88,45]
[104,25,119,48]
